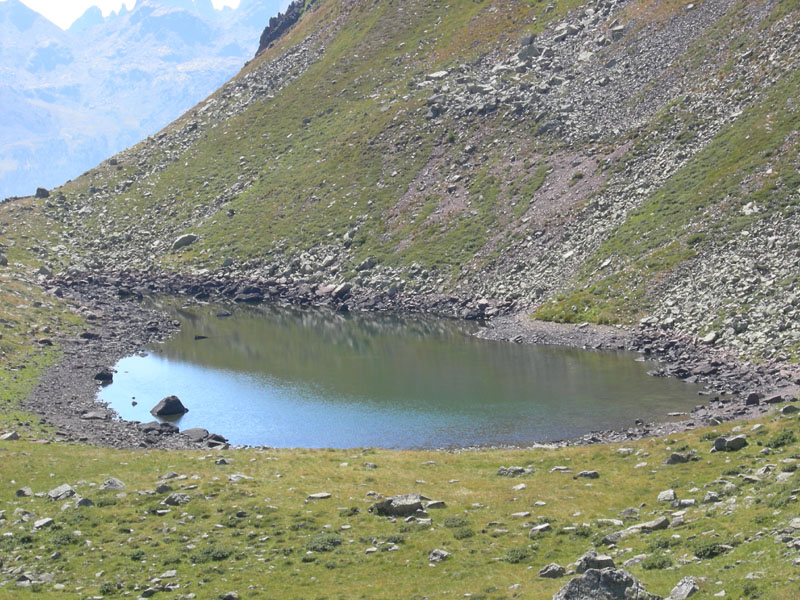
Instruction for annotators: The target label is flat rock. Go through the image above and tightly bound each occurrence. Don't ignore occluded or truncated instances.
[576,550,615,573]
[497,465,533,477]
[34,517,54,530]
[370,493,429,517]
[0,431,20,441]
[48,484,76,501]
[539,562,566,578]
[182,428,209,442]
[669,576,700,600]
[172,233,198,250]
[307,492,331,500]
[657,489,676,503]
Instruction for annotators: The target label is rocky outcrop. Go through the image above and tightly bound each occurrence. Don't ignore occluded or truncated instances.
[553,568,661,600]
[256,0,316,56]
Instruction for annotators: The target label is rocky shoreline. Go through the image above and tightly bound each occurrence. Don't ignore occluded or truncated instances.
[21,271,800,451]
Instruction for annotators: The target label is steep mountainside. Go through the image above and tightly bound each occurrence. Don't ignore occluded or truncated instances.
[2,0,799,361]
[0,0,288,199]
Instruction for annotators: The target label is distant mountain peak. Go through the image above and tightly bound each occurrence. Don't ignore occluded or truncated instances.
[68,6,104,33]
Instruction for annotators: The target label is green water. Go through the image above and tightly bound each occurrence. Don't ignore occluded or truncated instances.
[100,304,702,448]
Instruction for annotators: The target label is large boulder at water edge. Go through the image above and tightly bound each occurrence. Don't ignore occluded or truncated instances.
[553,568,661,600]
[150,395,188,417]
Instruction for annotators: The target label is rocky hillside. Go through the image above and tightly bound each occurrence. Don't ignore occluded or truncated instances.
[2,0,799,360]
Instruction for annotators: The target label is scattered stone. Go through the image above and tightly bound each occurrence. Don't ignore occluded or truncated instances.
[100,478,126,491]
[576,550,615,573]
[713,435,747,452]
[669,576,700,600]
[781,405,799,415]
[48,484,76,501]
[658,489,677,503]
[428,548,450,562]
[307,492,332,500]
[575,470,599,479]
[150,395,188,416]
[529,523,553,536]
[34,517,54,530]
[370,493,428,517]
[0,431,20,441]
[539,562,566,578]
[182,428,209,442]
[162,493,191,506]
[16,486,33,497]
[171,233,198,251]
[497,466,533,477]
[93,368,113,383]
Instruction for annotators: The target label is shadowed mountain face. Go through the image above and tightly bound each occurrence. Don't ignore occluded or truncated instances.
[0,0,289,199]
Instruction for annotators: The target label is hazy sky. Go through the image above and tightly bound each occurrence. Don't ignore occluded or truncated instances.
[13,0,241,29]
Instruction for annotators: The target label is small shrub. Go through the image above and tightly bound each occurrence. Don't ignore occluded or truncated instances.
[693,541,724,559]
[190,546,233,563]
[129,549,145,562]
[51,532,79,546]
[443,516,469,528]
[95,497,117,508]
[453,527,475,540]
[99,582,118,595]
[504,547,530,564]
[781,463,797,473]
[769,430,796,448]
[742,581,762,598]
[647,536,680,551]
[305,533,342,553]
[641,554,673,570]
[385,534,405,544]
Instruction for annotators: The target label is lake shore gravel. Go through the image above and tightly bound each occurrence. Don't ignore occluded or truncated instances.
[21,273,800,450]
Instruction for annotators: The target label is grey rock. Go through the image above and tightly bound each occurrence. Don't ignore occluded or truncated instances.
[428,548,450,562]
[171,233,198,251]
[714,435,748,451]
[530,523,553,536]
[497,465,533,477]
[553,568,661,600]
[668,576,700,600]
[182,428,209,442]
[539,562,566,578]
[0,431,19,441]
[34,517,54,529]
[576,550,615,574]
[307,492,331,500]
[150,395,188,416]
[162,493,191,506]
[16,487,33,497]
[370,493,429,517]
[48,484,76,501]
[781,405,799,415]
[575,470,599,479]
[657,489,676,503]
[100,477,126,491]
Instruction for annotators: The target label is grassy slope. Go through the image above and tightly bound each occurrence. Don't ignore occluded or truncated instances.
[2,413,800,599]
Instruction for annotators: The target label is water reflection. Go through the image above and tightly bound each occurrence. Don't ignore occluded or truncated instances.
[100,303,703,448]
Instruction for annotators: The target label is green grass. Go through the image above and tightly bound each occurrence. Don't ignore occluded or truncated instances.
[1,412,799,598]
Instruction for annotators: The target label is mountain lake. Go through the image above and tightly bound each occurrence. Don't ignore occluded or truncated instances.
[99,303,704,448]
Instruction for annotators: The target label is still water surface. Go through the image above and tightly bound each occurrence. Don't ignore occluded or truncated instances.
[100,304,702,448]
